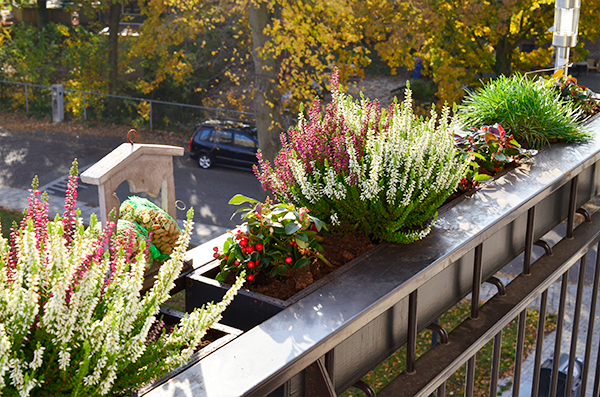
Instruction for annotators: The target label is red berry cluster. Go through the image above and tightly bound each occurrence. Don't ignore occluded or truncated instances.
[213,230,267,281]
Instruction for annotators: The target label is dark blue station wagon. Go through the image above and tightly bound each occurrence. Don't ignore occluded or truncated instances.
[189,121,258,170]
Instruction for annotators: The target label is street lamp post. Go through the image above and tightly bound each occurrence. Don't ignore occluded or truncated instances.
[553,0,581,74]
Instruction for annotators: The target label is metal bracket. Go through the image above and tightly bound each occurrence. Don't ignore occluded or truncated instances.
[576,208,592,223]
[485,276,507,297]
[351,380,376,397]
[305,359,336,397]
[426,323,449,345]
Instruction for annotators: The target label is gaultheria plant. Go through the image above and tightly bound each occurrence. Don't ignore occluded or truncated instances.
[0,160,244,396]
[255,71,468,243]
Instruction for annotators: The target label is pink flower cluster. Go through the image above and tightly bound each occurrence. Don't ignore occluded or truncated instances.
[254,69,385,198]
[62,160,79,245]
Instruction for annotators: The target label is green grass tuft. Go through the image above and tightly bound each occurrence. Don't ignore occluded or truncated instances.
[458,73,591,149]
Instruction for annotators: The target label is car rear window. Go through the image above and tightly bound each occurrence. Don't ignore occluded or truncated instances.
[196,128,212,142]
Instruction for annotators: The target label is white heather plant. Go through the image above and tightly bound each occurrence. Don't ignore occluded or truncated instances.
[0,161,244,397]
[255,70,469,243]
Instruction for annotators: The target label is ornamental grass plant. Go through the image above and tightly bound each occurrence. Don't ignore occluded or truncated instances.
[255,71,468,244]
[458,73,590,149]
[0,161,244,396]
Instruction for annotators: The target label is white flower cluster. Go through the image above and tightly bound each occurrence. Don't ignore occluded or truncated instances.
[277,84,468,242]
[0,207,244,395]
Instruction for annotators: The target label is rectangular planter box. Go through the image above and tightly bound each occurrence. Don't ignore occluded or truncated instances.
[135,306,242,396]
[185,245,386,331]
[146,116,600,397]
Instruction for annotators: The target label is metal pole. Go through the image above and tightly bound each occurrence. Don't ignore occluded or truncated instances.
[565,255,587,395]
[490,331,502,396]
[550,271,570,397]
[436,382,446,397]
[83,93,87,121]
[524,207,536,275]
[471,244,483,319]
[531,290,548,397]
[555,46,571,75]
[580,242,600,397]
[567,175,578,239]
[513,311,527,397]
[25,84,29,112]
[465,355,476,397]
[406,290,418,374]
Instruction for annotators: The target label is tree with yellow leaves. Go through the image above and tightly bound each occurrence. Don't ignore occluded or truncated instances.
[369,0,600,104]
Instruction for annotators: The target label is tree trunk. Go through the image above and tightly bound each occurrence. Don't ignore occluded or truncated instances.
[36,0,48,29]
[493,34,513,77]
[249,0,284,163]
[107,1,121,112]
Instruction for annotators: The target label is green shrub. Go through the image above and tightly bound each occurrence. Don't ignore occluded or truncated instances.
[255,71,468,244]
[458,73,590,149]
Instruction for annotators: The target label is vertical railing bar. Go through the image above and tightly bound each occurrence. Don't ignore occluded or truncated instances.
[149,100,153,130]
[550,271,570,397]
[566,254,587,396]
[25,84,29,113]
[406,290,418,374]
[490,331,502,397]
[324,350,335,388]
[437,382,446,397]
[566,175,578,239]
[83,93,87,121]
[523,207,536,275]
[465,356,476,397]
[580,242,600,397]
[471,244,483,319]
[512,310,527,397]
[531,289,549,397]
[594,338,600,397]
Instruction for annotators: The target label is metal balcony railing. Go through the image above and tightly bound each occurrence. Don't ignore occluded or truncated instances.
[141,115,600,397]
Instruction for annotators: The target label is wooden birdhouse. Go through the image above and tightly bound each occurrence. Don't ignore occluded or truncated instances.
[81,134,184,226]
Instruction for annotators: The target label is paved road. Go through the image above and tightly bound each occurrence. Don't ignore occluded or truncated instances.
[0,124,266,238]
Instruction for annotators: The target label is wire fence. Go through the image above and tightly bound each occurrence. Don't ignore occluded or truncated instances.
[0,80,256,132]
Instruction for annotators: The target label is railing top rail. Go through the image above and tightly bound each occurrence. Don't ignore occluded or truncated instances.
[146,116,600,397]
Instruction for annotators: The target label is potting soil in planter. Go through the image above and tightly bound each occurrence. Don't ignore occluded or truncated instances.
[186,231,380,331]
[224,231,376,300]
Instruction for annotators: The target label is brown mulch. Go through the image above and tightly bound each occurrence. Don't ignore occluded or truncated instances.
[226,231,376,301]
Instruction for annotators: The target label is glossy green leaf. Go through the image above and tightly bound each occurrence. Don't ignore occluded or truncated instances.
[473,173,492,181]
[229,194,258,206]
[294,258,309,269]
[285,222,301,235]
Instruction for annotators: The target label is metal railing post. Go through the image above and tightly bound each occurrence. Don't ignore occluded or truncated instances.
[83,93,87,121]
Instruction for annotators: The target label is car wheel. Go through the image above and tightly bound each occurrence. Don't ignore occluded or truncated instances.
[198,154,213,169]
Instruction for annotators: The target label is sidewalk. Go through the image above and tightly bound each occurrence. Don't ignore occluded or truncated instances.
[0,184,227,247]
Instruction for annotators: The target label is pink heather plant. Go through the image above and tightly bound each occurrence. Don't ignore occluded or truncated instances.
[0,160,244,396]
[255,70,469,243]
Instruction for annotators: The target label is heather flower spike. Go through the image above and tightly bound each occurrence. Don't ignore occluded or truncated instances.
[254,69,469,243]
[0,161,243,396]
